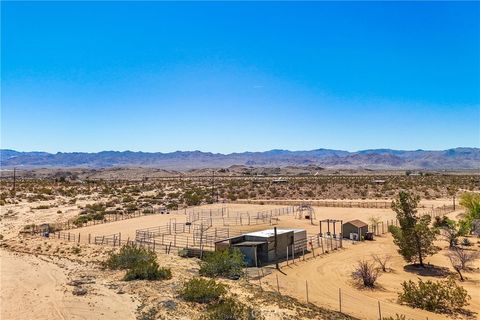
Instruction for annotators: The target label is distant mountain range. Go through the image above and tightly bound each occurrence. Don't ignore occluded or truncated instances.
[1,148,479,170]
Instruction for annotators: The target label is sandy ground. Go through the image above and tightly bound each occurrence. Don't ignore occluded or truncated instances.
[0,249,139,320]
[262,231,480,320]
[2,200,477,320]
[69,203,398,245]
[0,197,96,240]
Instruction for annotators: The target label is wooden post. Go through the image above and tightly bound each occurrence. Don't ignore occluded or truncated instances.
[88,233,91,244]
[78,233,80,243]
[339,288,342,313]
[378,301,382,320]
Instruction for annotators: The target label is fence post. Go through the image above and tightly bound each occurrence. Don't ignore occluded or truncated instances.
[78,233,80,244]
[378,301,382,320]
[88,233,91,244]
[339,288,342,313]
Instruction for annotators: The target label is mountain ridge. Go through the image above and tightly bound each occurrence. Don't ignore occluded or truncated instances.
[1,148,479,170]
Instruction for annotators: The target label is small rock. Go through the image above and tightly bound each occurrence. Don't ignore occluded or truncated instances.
[160,300,176,310]
[72,286,87,296]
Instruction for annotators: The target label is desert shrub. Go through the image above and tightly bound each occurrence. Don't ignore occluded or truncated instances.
[382,315,408,320]
[180,278,227,303]
[105,243,157,270]
[105,244,171,281]
[461,238,472,247]
[33,204,51,210]
[124,260,171,281]
[199,248,245,279]
[166,202,178,210]
[201,297,262,320]
[372,254,391,272]
[398,277,470,312]
[352,260,379,287]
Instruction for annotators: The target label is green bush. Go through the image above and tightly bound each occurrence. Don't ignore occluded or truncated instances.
[105,243,172,281]
[199,248,245,279]
[105,243,157,270]
[398,277,470,312]
[124,261,171,281]
[181,278,226,303]
[201,297,262,320]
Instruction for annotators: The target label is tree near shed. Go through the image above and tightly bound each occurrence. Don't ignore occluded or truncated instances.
[389,191,439,267]
[433,216,464,248]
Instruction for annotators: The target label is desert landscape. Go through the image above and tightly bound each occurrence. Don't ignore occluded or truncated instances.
[3,1,479,319]
[1,171,479,320]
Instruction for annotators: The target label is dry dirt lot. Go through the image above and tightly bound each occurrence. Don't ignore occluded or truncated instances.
[1,200,478,320]
[262,229,480,320]
[0,249,139,320]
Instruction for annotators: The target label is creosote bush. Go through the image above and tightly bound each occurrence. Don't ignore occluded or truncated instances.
[398,277,470,312]
[124,260,171,281]
[199,248,245,279]
[352,260,379,288]
[105,243,171,281]
[201,297,263,320]
[180,277,227,304]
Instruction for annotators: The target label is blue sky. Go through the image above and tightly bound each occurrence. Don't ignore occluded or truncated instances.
[2,1,479,153]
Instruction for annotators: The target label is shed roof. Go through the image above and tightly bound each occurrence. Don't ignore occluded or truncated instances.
[244,228,305,238]
[344,219,368,228]
[233,241,266,246]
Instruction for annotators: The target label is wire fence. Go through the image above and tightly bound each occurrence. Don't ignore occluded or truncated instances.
[186,206,295,226]
[252,266,440,320]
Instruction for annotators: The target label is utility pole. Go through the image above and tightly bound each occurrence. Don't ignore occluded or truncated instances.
[12,167,16,198]
[211,170,215,202]
[453,193,456,211]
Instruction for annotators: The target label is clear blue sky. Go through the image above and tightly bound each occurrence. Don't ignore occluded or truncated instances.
[2,1,479,153]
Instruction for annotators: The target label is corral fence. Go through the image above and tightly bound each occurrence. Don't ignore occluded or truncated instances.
[46,208,165,232]
[186,206,295,227]
[421,204,455,218]
[237,200,397,209]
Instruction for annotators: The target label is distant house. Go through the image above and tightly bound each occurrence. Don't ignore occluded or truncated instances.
[342,220,368,241]
[272,178,288,184]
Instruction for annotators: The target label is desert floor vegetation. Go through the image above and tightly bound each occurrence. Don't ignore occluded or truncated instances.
[1,170,479,320]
